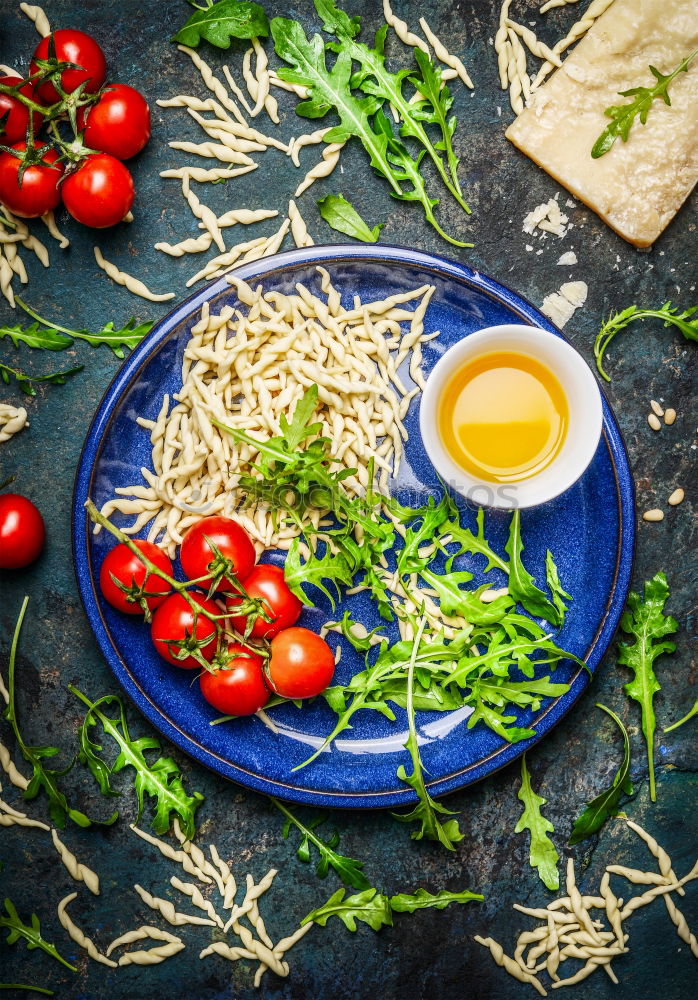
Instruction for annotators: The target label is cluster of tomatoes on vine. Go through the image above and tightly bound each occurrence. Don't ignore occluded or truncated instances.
[100,514,337,718]
[0,29,150,226]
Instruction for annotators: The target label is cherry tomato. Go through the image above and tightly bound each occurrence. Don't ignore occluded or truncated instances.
[0,142,63,218]
[31,30,106,104]
[199,643,268,716]
[265,627,335,700]
[61,153,134,228]
[150,592,220,669]
[77,83,150,160]
[0,494,45,570]
[180,516,256,593]
[228,564,302,639]
[99,540,173,615]
[0,76,44,144]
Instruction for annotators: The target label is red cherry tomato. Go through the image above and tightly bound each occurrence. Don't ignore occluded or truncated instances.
[228,564,302,639]
[0,142,63,218]
[0,77,43,144]
[77,83,150,160]
[150,592,220,669]
[180,516,256,593]
[99,540,173,615]
[265,627,335,700]
[31,30,106,104]
[199,643,268,716]
[61,153,134,228]
[0,494,45,570]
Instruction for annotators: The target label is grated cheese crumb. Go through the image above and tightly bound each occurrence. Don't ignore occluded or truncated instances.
[541,280,588,328]
[556,251,578,266]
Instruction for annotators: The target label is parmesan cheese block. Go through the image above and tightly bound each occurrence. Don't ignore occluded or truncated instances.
[506,0,698,247]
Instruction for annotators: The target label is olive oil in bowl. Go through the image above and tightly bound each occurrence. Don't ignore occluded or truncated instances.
[438,352,569,484]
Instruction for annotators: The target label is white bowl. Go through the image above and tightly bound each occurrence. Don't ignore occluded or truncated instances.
[419,324,603,509]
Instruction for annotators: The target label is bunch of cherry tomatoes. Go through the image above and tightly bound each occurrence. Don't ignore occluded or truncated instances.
[0,29,150,227]
[99,515,337,718]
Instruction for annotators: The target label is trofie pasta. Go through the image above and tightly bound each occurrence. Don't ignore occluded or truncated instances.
[106,925,182,956]
[118,941,186,966]
[51,828,101,895]
[0,403,28,444]
[294,141,345,197]
[382,0,430,54]
[93,248,175,302]
[19,2,50,36]
[288,199,314,247]
[476,819,698,994]
[40,210,70,248]
[57,893,118,968]
[417,17,474,88]
[133,883,217,927]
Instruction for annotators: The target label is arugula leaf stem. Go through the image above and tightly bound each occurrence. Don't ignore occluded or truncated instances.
[664,699,698,733]
[593,303,698,381]
[271,797,370,889]
[0,899,75,972]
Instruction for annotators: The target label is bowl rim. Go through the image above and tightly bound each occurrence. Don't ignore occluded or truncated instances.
[72,242,636,809]
[419,322,604,509]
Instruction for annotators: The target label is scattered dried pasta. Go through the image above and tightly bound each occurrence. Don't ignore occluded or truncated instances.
[0,404,28,444]
[383,0,430,54]
[133,883,216,927]
[118,941,186,966]
[288,199,314,247]
[159,164,258,183]
[57,893,118,968]
[294,142,345,197]
[129,823,212,883]
[19,2,50,36]
[531,0,617,91]
[106,925,182,956]
[418,17,474,88]
[176,45,248,126]
[51,828,100,895]
[93,248,175,302]
[41,210,70,248]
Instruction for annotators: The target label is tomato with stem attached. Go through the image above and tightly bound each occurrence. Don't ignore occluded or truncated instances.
[77,83,150,160]
[0,494,45,569]
[0,142,63,217]
[227,564,302,639]
[180,516,256,594]
[265,627,335,700]
[0,76,44,144]
[150,592,220,669]
[199,642,268,716]
[31,30,107,104]
[99,540,173,616]
[61,153,134,228]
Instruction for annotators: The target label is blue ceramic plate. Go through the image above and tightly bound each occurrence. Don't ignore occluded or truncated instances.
[73,245,635,809]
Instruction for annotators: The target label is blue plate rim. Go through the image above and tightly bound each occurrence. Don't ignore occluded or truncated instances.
[72,243,636,809]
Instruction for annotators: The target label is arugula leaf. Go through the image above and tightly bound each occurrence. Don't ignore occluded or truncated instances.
[317,193,383,243]
[593,301,698,381]
[372,108,471,247]
[14,299,153,359]
[391,620,464,850]
[545,550,571,627]
[0,361,83,396]
[70,686,203,839]
[446,507,508,575]
[0,321,72,351]
[592,49,698,158]
[569,703,633,845]
[514,754,559,891]
[302,888,393,932]
[617,572,677,802]
[664,699,698,733]
[389,888,483,912]
[273,798,370,890]
[0,899,75,972]
[3,598,110,829]
[172,0,270,48]
[284,536,354,608]
[317,1,469,212]
[505,510,561,626]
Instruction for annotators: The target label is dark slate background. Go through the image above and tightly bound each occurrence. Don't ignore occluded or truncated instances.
[0,2,695,998]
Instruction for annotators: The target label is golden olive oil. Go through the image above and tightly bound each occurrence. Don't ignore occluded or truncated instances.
[438,351,568,483]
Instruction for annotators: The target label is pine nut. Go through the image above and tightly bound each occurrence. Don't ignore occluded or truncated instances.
[642,509,664,522]
[668,489,685,506]
[664,408,676,425]
[650,399,664,417]
[647,413,661,431]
